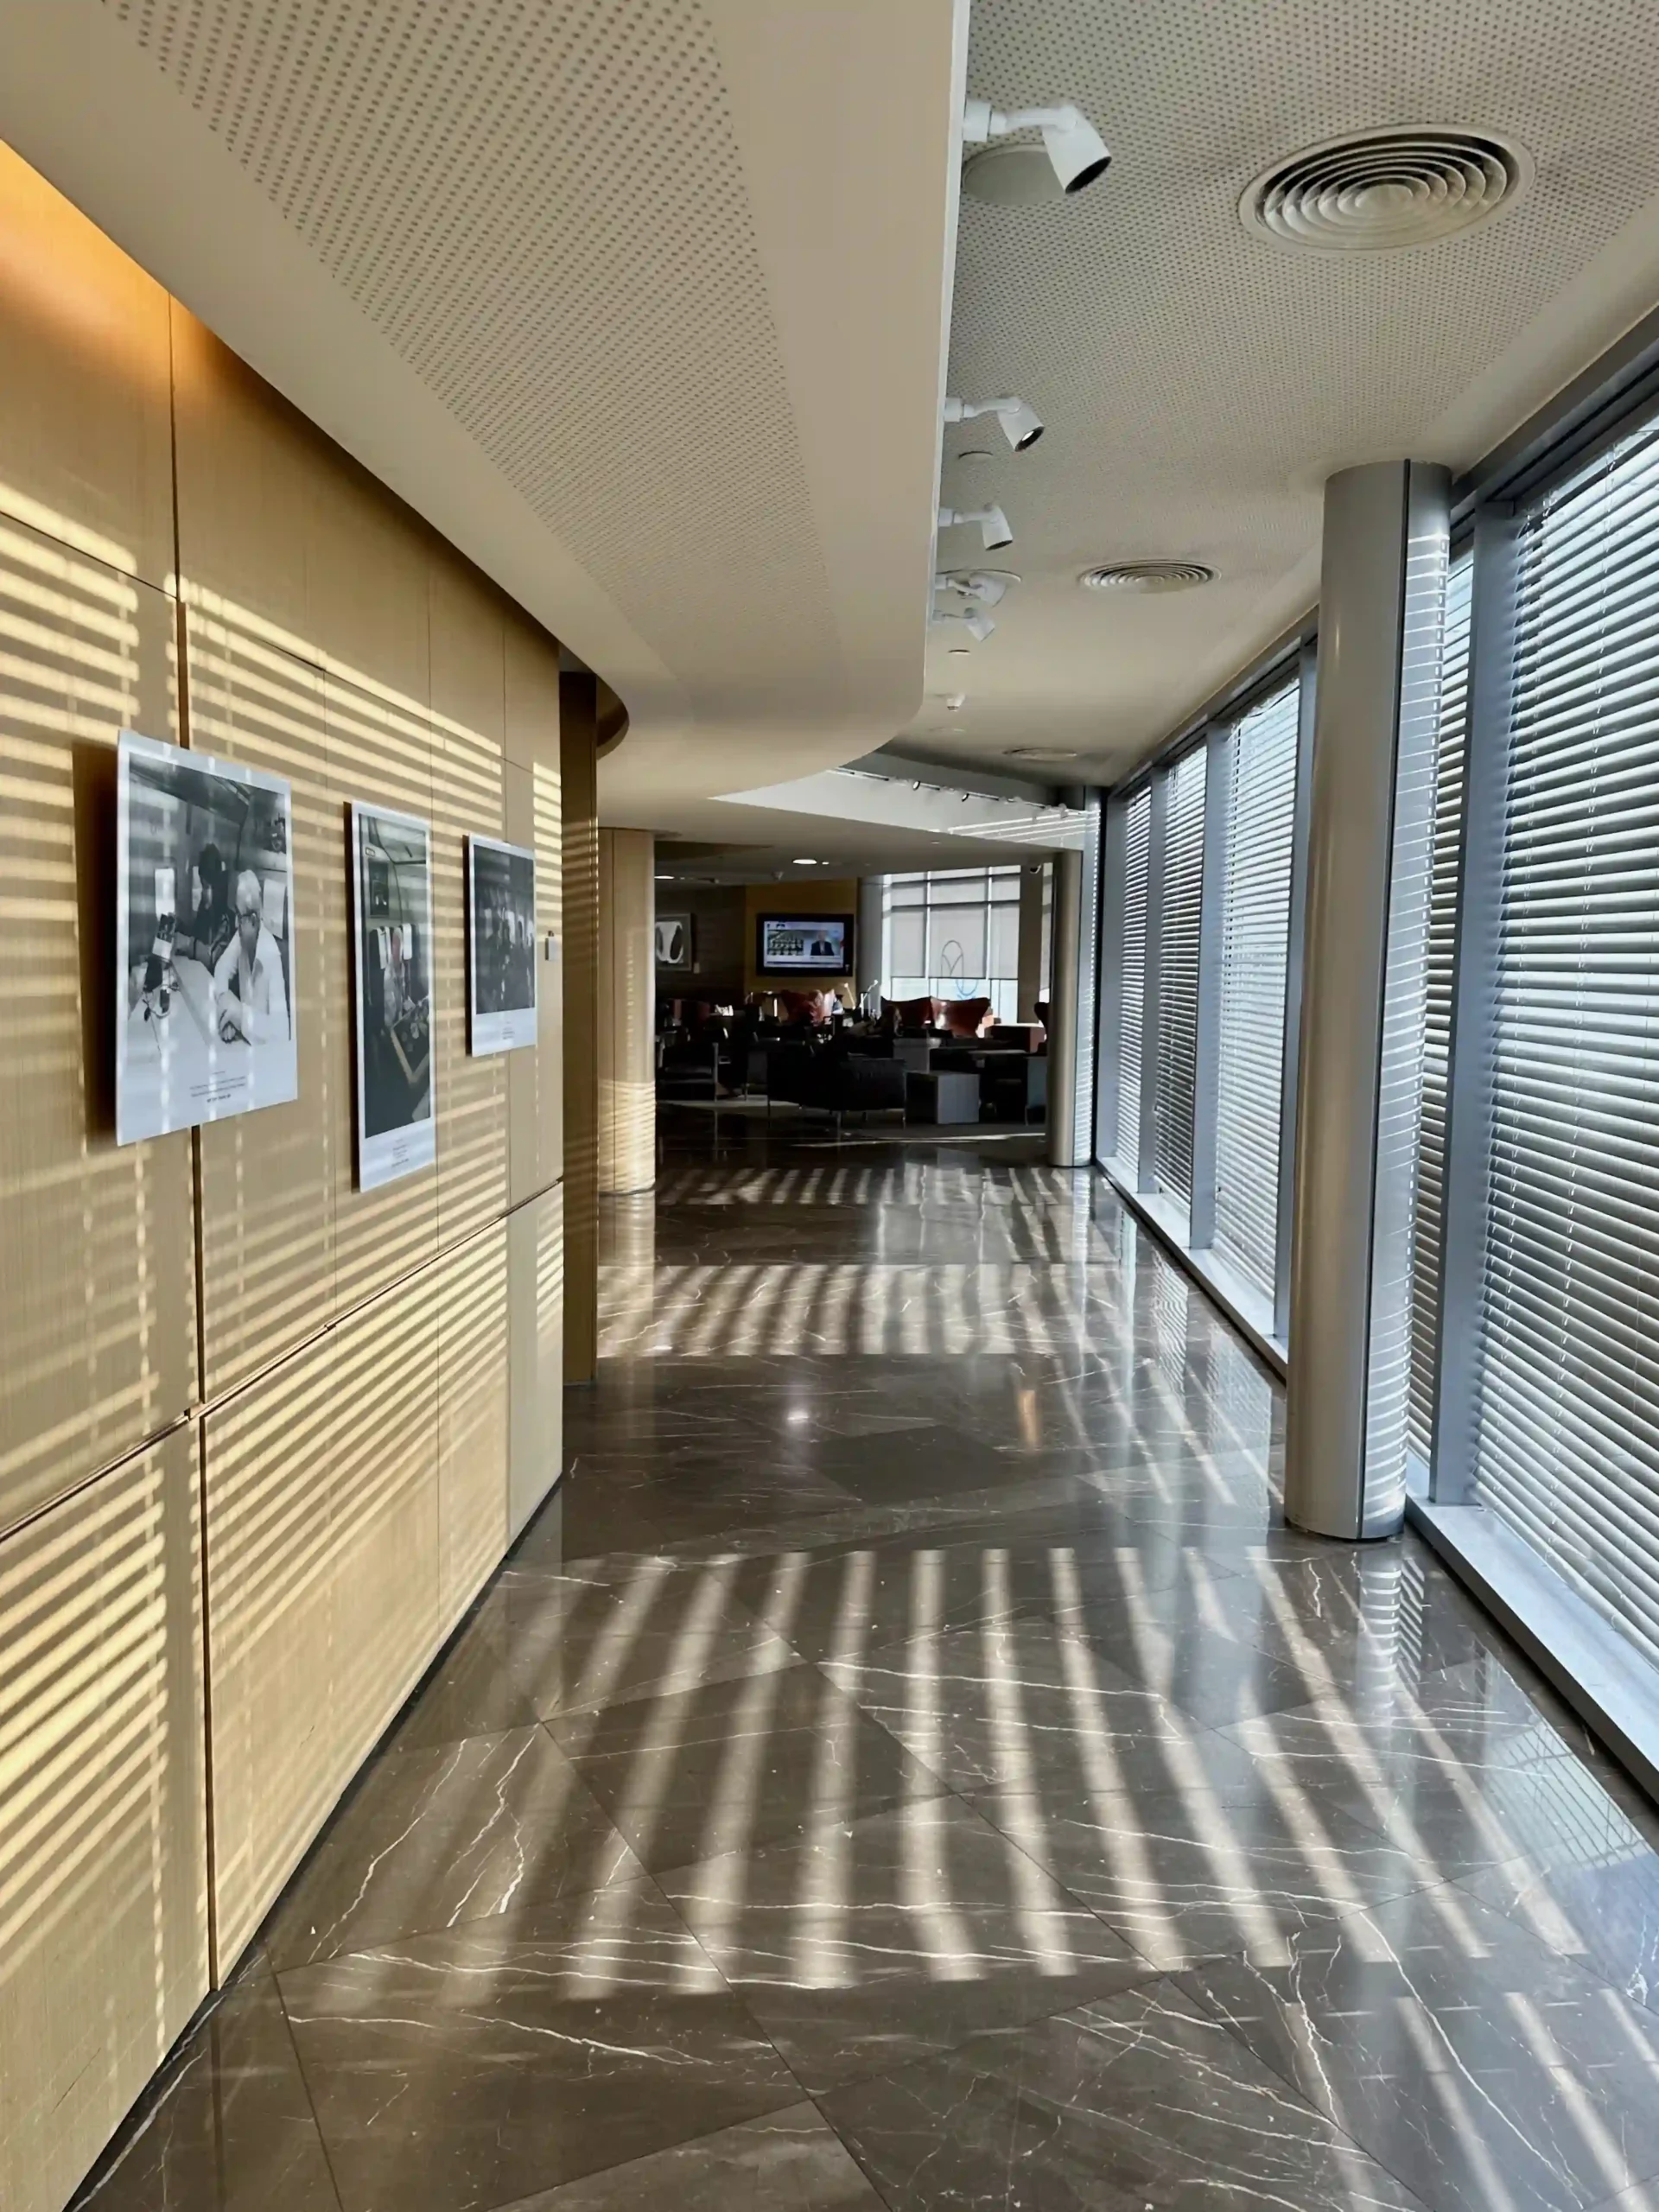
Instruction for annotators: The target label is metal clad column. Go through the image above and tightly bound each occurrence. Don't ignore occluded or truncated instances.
[1016,861,1046,1021]
[1046,849,1082,1166]
[1285,461,1450,1539]
[1047,793,1100,1167]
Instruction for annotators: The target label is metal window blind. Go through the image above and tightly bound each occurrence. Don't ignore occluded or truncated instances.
[1406,550,1472,1463]
[1473,418,1659,1669]
[1154,746,1207,1201]
[1211,678,1300,1300]
[1116,787,1151,1168]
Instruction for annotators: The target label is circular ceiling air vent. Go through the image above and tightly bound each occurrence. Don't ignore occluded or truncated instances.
[1243,128,1531,251]
[1080,562,1214,593]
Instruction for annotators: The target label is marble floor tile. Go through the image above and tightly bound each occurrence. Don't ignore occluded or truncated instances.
[546,1662,952,1871]
[499,2103,885,2209]
[1183,1885,1659,2212]
[800,1424,1035,1504]
[279,1879,801,2212]
[821,1615,1265,1798]
[469,1566,803,1718]
[381,1613,544,1754]
[818,1978,1430,2211]
[1456,1824,1659,2014]
[967,1779,1435,1968]
[657,1795,1152,2092]
[69,1976,338,2212]
[259,1726,644,1969]
[716,1524,1215,1672]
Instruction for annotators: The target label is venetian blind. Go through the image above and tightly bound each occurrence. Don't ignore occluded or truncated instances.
[1405,550,1472,1464]
[1211,678,1300,1300]
[1153,746,1207,1205]
[1473,417,1659,1667]
[1116,786,1151,1170]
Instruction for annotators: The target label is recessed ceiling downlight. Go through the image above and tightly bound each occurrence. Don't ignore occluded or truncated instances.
[1243,128,1530,251]
[1080,562,1214,594]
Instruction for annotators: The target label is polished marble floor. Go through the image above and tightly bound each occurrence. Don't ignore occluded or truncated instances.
[76,1121,1659,2212]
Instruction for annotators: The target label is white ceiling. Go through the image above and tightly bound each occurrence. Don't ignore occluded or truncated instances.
[0,0,971,849]
[916,0,1659,780]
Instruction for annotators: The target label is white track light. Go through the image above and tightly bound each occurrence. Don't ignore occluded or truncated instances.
[931,607,996,644]
[938,503,1014,552]
[944,394,1045,451]
[934,571,1014,607]
[961,98,1111,194]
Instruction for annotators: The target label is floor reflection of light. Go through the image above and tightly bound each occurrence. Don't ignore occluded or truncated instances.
[1044,1554,1188,1963]
[1397,2002,1528,2212]
[682,1552,806,1979]
[899,1549,976,1982]
[1058,1547,1287,1960]
[795,1548,875,1985]
[578,1556,742,1990]
[1504,1999,1633,2202]
[545,1556,672,1716]
[980,1564,1074,1974]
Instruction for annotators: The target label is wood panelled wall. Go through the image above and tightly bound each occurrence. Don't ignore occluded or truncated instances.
[0,145,568,2212]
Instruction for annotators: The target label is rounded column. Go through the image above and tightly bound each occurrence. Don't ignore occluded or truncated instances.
[1284,461,1449,1539]
[598,826,656,1194]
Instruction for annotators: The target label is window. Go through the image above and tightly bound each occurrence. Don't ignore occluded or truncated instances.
[1096,659,1306,1342]
[1406,548,1472,1468]
[1211,679,1300,1303]
[1467,419,1659,1668]
[881,866,1026,1022]
[1152,747,1207,1210]
[1114,785,1152,1173]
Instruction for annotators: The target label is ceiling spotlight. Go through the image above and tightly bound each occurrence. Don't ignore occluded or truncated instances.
[792,857,819,866]
[962,98,1111,195]
[938,503,1013,551]
[934,570,1016,607]
[944,394,1045,451]
[944,695,966,711]
[931,607,996,644]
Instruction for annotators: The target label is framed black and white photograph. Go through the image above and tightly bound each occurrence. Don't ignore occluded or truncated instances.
[654,912,694,970]
[116,728,298,1147]
[350,803,435,1189]
[466,835,537,1055]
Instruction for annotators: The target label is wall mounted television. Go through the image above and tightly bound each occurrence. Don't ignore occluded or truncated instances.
[754,912,855,977]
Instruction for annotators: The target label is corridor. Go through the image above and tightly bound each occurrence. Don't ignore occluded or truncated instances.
[78,1126,1659,2212]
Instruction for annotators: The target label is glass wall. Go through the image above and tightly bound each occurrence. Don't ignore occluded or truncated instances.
[1440,416,1659,1670]
[1096,661,1306,1345]
[1091,391,1659,1735]
[1211,680,1301,1304]
[882,865,1024,1021]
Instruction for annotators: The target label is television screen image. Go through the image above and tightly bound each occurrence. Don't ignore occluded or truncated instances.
[756,912,854,976]
[351,803,435,1189]
[115,729,298,1147]
[467,836,537,1055]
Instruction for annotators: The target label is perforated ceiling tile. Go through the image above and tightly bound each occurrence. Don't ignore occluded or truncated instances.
[923,0,1659,769]
[101,0,839,699]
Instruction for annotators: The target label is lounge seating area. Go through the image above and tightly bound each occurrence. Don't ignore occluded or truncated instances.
[655,991,1047,1130]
